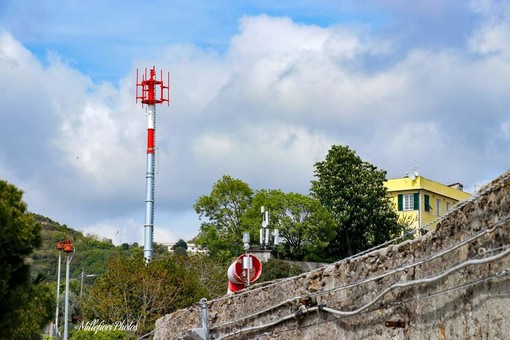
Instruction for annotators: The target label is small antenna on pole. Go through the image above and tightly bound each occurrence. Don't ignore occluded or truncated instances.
[259,206,279,250]
[260,206,270,249]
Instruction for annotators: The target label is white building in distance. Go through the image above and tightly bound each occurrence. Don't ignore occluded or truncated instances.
[161,242,209,255]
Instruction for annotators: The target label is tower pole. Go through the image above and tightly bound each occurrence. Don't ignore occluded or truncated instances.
[136,67,169,263]
[144,102,156,262]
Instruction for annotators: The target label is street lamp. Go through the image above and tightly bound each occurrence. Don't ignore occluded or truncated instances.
[55,241,64,339]
[62,240,75,340]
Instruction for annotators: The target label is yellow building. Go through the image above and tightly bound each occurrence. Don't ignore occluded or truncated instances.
[384,174,471,232]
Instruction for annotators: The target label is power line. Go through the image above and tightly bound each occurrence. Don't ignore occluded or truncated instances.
[214,253,509,339]
[311,214,509,299]
[215,306,320,340]
[266,268,509,338]
[211,215,509,329]
[319,247,510,317]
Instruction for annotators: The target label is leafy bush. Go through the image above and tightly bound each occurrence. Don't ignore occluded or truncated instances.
[259,259,303,282]
[71,329,134,340]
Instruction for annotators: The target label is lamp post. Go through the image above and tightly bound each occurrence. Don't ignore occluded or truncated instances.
[62,240,75,340]
[55,241,64,339]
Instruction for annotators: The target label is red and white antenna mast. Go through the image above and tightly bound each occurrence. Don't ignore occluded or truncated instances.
[136,66,170,263]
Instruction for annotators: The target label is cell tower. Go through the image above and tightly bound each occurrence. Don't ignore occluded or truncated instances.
[136,66,170,263]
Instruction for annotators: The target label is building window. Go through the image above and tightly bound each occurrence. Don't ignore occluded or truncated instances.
[398,193,418,211]
[436,199,441,216]
[403,194,413,210]
[446,202,450,212]
[398,193,419,211]
[424,194,431,212]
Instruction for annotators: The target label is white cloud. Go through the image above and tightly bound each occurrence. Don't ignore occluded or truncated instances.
[220,15,396,127]
[190,124,337,192]
[192,134,237,158]
[500,121,510,139]
[469,0,510,56]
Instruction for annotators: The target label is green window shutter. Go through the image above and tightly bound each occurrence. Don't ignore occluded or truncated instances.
[413,193,419,210]
[424,194,430,212]
[398,194,403,211]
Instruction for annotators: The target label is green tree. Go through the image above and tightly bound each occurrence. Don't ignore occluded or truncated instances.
[194,175,253,262]
[84,254,207,337]
[2,276,54,340]
[310,145,403,260]
[184,254,228,298]
[153,242,168,257]
[172,239,188,252]
[0,180,55,339]
[245,190,335,260]
[172,239,188,256]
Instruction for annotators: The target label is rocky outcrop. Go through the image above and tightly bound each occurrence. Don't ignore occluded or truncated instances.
[155,171,510,339]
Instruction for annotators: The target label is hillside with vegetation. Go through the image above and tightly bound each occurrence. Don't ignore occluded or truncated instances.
[27,212,303,338]
[31,213,157,283]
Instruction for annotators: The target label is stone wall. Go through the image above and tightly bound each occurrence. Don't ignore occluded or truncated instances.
[154,171,510,339]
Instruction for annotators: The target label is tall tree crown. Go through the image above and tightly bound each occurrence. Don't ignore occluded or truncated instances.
[310,145,402,259]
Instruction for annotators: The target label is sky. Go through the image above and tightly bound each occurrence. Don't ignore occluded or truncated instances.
[1,0,509,245]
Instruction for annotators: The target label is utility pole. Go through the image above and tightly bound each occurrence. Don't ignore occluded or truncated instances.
[79,270,98,298]
[80,269,84,298]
